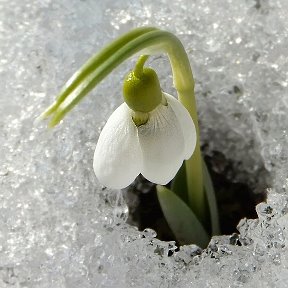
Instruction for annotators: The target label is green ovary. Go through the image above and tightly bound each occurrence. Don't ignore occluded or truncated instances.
[123,58,162,114]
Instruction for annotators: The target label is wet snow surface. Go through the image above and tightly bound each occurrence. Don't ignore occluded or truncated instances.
[1,0,288,287]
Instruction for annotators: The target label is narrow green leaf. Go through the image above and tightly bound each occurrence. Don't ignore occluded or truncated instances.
[172,158,220,236]
[157,185,210,248]
[202,160,221,235]
[42,29,189,127]
[40,27,159,120]
[171,162,188,204]
[48,30,180,126]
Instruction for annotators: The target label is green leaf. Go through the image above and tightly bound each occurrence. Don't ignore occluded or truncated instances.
[202,160,221,235]
[172,158,220,236]
[41,28,194,127]
[157,185,210,248]
[171,162,188,204]
[40,27,159,125]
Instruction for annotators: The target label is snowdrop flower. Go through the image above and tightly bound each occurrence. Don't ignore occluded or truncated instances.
[93,91,196,189]
[41,28,216,245]
[92,55,197,189]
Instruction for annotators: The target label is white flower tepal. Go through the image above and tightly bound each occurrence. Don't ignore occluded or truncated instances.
[93,92,196,189]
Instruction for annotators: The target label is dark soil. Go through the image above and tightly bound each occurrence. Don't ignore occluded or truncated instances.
[122,150,267,244]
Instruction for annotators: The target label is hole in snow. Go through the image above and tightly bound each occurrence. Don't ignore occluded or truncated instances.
[122,148,268,247]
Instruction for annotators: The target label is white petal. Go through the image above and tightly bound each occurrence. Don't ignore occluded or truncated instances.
[138,103,185,184]
[164,92,197,160]
[93,103,142,189]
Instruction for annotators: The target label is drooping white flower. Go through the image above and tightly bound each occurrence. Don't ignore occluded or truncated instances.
[93,92,196,189]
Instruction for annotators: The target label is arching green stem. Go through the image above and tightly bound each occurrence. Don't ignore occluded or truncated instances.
[42,28,206,224]
[133,55,149,78]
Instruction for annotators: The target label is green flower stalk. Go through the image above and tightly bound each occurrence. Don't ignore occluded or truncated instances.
[41,27,220,247]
